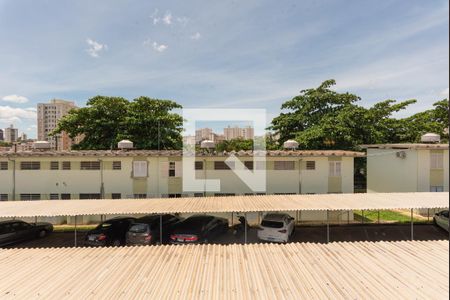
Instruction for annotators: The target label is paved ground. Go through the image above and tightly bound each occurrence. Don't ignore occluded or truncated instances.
[3,223,448,249]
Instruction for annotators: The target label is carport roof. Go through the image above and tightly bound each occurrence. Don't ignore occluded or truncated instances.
[0,192,447,218]
[0,240,447,299]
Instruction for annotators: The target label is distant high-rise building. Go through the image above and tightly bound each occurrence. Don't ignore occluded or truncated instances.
[4,124,18,143]
[195,128,214,143]
[0,129,3,141]
[37,99,77,150]
[18,132,28,141]
[224,125,254,140]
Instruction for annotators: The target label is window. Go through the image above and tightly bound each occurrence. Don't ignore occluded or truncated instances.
[430,153,444,169]
[168,194,182,198]
[0,161,8,170]
[194,193,204,197]
[244,161,253,170]
[79,193,101,199]
[169,162,176,177]
[61,194,71,200]
[20,194,41,200]
[133,161,148,177]
[306,161,316,170]
[80,161,100,170]
[214,193,235,196]
[195,161,203,170]
[134,194,147,199]
[20,161,40,170]
[329,161,342,177]
[62,161,71,170]
[112,161,121,170]
[112,193,122,199]
[214,161,234,170]
[274,161,295,170]
[430,186,444,192]
[0,194,8,201]
[50,161,59,170]
[50,194,59,200]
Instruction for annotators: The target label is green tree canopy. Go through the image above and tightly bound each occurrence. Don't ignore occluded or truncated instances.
[53,96,183,150]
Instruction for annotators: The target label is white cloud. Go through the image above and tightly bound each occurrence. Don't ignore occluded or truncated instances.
[1,94,29,103]
[440,87,449,97]
[152,42,168,52]
[151,9,188,26]
[190,32,201,40]
[86,38,108,58]
[162,12,172,25]
[0,106,36,127]
[176,16,189,26]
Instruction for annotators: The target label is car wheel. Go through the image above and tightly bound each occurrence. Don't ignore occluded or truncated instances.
[112,239,121,247]
[38,230,47,238]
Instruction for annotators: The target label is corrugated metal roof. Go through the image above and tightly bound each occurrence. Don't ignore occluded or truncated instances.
[362,143,449,150]
[0,240,447,299]
[0,192,447,218]
[0,149,365,157]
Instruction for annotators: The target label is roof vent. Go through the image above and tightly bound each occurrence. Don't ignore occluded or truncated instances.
[421,133,440,143]
[200,140,215,149]
[33,141,51,151]
[283,139,299,150]
[118,139,133,150]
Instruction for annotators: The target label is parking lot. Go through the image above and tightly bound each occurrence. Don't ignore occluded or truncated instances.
[2,223,447,249]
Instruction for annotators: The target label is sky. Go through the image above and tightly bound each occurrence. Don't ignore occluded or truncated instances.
[0,0,448,139]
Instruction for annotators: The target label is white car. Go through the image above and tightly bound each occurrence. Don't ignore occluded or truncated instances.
[257,213,295,243]
[433,210,449,232]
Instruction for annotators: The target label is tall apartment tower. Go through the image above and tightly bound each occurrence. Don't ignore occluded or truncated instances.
[4,124,18,143]
[224,125,254,140]
[0,129,4,141]
[37,99,77,150]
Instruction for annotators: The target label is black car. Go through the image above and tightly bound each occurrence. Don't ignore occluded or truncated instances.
[126,214,182,245]
[170,215,229,244]
[0,220,53,247]
[84,217,136,247]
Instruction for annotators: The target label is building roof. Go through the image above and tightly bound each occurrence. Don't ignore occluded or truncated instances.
[0,149,365,158]
[0,192,447,218]
[0,240,447,299]
[362,143,449,150]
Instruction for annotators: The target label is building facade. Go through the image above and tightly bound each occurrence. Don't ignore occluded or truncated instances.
[37,99,77,150]
[0,129,3,141]
[4,125,18,143]
[224,126,254,140]
[365,144,449,193]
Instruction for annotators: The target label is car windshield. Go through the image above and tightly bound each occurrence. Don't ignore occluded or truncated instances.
[129,224,148,233]
[261,220,284,228]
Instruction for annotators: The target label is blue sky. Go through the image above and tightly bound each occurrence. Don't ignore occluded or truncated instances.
[0,0,448,138]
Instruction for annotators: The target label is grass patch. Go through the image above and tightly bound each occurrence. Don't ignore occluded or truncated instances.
[53,225,97,232]
[354,210,427,224]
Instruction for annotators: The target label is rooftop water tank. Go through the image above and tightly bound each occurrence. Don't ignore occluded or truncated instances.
[421,133,440,143]
[200,140,215,149]
[33,141,51,150]
[118,139,133,150]
[283,139,299,150]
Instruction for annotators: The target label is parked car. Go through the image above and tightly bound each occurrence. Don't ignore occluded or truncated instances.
[170,215,229,244]
[257,213,295,243]
[433,210,449,232]
[126,214,182,245]
[85,217,136,247]
[0,220,53,247]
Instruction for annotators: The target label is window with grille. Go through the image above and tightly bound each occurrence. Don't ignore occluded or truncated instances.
[112,161,122,170]
[112,193,122,199]
[0,194,8,201]
[274,161,295,170]
[79,193,101,199]
[0,161,8,170]
[50,161,59,170]
[20,194,41,200]
[134,194,147,199]
[329,161,342,177]
[61,194,71,200]
[244,161,253,170]
[306,161,316,170]
[214,161,234,170]
[80,161,101,170]
[430,153,444,169]
[169,161,176,177]
[20,161,41,170]
[195,161,203,170]
[430,186,444,192]
[62,161,71,170]
[133,161,147,177]
[50,193,59,200]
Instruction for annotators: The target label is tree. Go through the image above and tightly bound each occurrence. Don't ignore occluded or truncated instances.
[215,138,253,152]
[52,96,183,150]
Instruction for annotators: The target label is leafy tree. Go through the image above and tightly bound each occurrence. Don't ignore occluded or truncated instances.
[53,96,183,150]
[215,138,253,152]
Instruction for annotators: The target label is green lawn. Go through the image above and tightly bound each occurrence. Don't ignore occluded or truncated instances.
[353,210,427,223]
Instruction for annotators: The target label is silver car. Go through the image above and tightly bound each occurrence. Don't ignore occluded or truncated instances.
[433,210,449,232]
